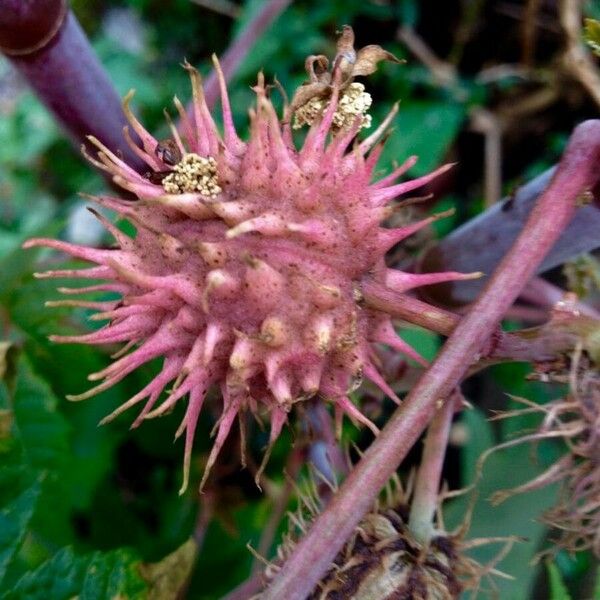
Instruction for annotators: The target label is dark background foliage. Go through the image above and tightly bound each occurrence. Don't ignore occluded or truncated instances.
[0,0,599,598]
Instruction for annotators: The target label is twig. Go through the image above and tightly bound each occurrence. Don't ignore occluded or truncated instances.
[363,278,593,366]
[397,25,457,88]
[471,108,503,207]
[0,0,144,170]
[408,390,459,543]
[521,277,600,319]
[362,283,457,336]
[262,120,600,599]
[559,0,600,109]
[522,0,542,66]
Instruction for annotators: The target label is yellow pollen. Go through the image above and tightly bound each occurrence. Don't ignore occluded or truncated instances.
[293,83,373,132]
[162,153,222,197]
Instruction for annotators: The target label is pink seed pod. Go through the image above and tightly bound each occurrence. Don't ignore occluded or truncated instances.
[24,30,477,493]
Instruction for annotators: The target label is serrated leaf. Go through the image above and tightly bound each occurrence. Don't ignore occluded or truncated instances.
[81,550,148,600]
[0,480,41,585]
[2,547,148,600]
[12,358,69,473]
[547,561,572,600]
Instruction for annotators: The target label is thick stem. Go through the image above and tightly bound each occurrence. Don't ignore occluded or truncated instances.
[420,167,600,307]
[0,0,144,170]
[362,282,457,336]
[363,280,593,366]
[194,0,291,110]
[407,390,458,543]
[263,120,600,599]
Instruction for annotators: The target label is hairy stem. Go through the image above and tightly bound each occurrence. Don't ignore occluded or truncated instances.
[407,390,458,543]
[263,120,600,599]
[0,0,144,170]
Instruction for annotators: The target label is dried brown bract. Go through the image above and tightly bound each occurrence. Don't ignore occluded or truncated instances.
[286,25,403,128]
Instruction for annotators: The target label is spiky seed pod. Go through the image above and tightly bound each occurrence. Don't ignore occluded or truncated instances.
[24,29,476,493]
[254,477,506,599]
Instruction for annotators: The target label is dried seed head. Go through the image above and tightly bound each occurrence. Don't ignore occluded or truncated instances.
[254,475,512,599]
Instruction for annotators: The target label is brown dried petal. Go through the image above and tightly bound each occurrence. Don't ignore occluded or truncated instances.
[335,25,357,78]
[352,45,404,77]
[286,81,330,122]
[305,55,330,83]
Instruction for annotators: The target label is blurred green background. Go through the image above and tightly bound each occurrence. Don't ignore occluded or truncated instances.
[1,0,599,598]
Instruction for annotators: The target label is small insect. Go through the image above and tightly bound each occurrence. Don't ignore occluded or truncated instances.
[144,139,182,184]
[155,139,182,167]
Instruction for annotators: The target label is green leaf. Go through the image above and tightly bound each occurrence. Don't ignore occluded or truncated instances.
[12,358,69,473]
[2,547,148,600]
[547,561,572,600]
[398,327,440,362]
[0,480,41,585]
[444,407,558,600]
[595,566,600,599]
[379,102,465,176]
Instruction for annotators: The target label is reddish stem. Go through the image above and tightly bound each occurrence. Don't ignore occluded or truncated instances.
[263,120,600,599]
[0,0,144,170]
[408,390,459,543]
[362,282,457,335]
[521,277,600,319]
[364,280,596,364]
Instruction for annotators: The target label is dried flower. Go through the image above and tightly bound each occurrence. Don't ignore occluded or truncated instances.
[24,28,475,493]
[485,304,600,556]
[254,476,512,599]
[293,82,372,133]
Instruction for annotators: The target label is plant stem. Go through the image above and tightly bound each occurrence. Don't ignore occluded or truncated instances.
[362,282,457,335]
[263,119,600,600]
[419,167,600,306]
[407,390,459,543]
[521,277,600,319]
[364,279,594,367]
[0,0,144,170]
